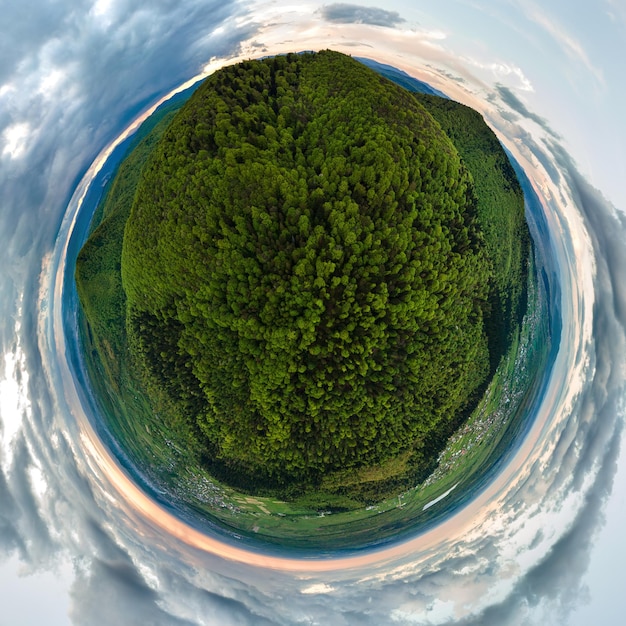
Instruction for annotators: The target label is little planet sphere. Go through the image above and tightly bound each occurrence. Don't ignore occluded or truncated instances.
[76,50,530,516]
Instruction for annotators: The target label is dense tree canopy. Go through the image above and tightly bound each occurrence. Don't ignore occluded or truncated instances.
[119,50,494,485]
[411,93,530,362]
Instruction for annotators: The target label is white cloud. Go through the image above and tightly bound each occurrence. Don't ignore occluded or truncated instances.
[38,68,67,98]
[0,342,30,466]
[392,599,455,624]
[1,122,31,160]
[0,83,15,99]
[91,0,115,19]
[301,582,335,594]
[465,57,534,92]
[422,29,447,41]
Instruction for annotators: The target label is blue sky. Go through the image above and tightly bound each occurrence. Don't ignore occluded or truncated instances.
[1,1,625,624]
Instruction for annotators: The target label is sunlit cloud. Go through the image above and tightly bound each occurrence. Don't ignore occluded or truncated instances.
[1,122,31,160]
[0,351,28,455]
[301,582,336,594]
[464,58,534,92]
[90,0,115,24]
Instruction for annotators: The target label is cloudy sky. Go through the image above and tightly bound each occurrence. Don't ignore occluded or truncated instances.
[1,1,625,624]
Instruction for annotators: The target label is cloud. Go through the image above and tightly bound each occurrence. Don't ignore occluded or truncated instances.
[469,137,626,625]
[320,3,406,28]
[0,1,262,622]
[494,85,560,139]
[520,2,605,88]
[154,568,283,626]
[461,56,533,92]
[69,558,196,626]
[0,0,76,87]
[444,420,622,626]
[550,145,626,312]
[1,431,65,570]
[1,122,32,159]
[0,0,259,330]
[0,466,24,558]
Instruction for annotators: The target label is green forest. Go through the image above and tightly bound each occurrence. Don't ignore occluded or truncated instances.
[76,50,529,502]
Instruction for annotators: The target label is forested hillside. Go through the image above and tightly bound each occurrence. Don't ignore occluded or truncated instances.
[77,50,529,501]
[412,94,530,364]
[121,51,492,486]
